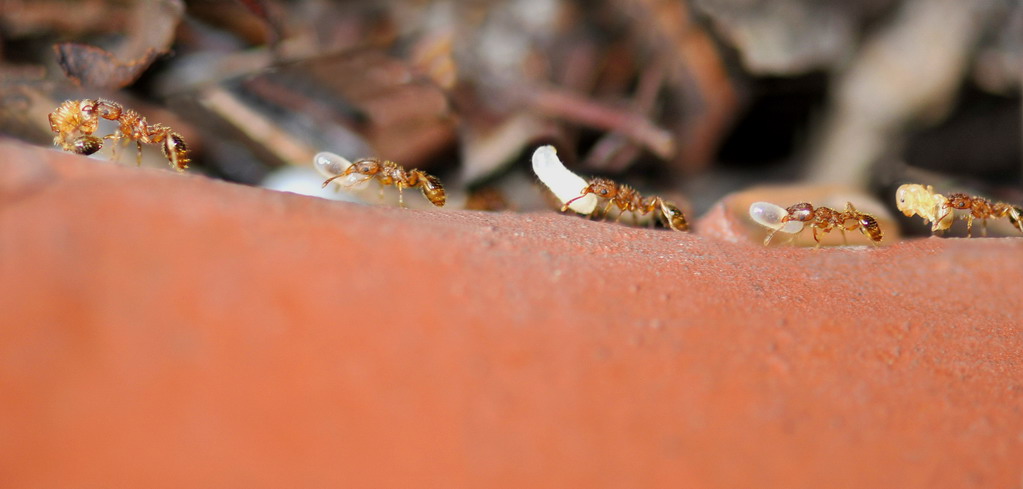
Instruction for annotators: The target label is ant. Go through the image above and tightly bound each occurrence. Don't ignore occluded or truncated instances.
[764,202,883,246]
[48,99,190,172]
[561,177,689,231]
[896,184,1023,236]
[321,157,446,207]
[940,193,1022,237]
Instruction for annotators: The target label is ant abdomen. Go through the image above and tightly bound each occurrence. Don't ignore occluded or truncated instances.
[657,201,689,231]
[72,135,103,155]
[418,174,446,207]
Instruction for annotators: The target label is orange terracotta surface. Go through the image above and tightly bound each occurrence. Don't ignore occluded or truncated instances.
[2,140,1022,488]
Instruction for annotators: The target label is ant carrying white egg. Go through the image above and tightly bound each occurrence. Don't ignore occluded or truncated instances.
[532,145,688,231]
[749,201,883,246]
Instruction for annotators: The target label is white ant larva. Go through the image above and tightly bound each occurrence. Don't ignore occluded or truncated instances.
[749,201,804,245]
[894,184,953,232]
[750,202,804,232]
[531,145,597,214]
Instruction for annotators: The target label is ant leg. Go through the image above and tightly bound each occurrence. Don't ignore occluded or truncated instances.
[981,219,988,237]
[648,206,663,229]
[136,141,143,167]
[935,208,952,235]
[165,140,177,169]
[841,228,847,245]
[561,194,586,213]
[602,200,613,219]
[397,184,407,208]
[322,174,344,188]
[632,211,640,227]
[966,215,974,237]
[104,133,121,162]
[323,174,371,192]
[763,228,780,246]
[377,181,386,201]
[812,227,822,249]
[614,208,625,223]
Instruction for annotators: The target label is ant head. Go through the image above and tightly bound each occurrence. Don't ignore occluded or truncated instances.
[946,193,970,206]
[784,202,814,222]
[586,178,617,199]
[96,100,122,119]
[354,159,381,175]
[77,99,99,117]
[72,135,103,155]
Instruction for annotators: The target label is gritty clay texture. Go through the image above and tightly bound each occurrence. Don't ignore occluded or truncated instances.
[1,140,1022,488]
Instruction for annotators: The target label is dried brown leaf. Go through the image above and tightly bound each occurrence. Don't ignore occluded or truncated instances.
[623,0,741,173]
[410,32,458,90]
[118,0,184,61]
[232,0,282,46]
[54,43,162,90]
[0,0,121,38]
[50,0,182,89]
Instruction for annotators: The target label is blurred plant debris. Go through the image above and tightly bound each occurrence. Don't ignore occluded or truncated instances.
[0,0,1020,220]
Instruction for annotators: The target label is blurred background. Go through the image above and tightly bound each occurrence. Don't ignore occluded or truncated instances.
[1,0,1020,233]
